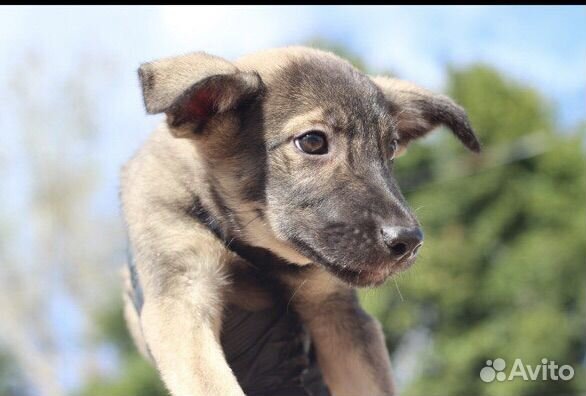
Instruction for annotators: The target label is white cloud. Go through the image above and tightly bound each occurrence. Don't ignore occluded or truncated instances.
[158,6,318,59]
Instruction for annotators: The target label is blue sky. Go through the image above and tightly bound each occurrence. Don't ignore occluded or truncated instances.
[0,5,585,393]
[2,5,583,219]
[2,6,584,125]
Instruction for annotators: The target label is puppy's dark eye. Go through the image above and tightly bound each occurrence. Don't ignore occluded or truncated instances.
[295,131,328,155]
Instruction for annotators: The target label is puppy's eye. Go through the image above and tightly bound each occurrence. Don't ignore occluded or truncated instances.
[295,131,328,155]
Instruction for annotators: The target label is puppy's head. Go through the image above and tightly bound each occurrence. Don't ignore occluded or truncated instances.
[138,47,480,287]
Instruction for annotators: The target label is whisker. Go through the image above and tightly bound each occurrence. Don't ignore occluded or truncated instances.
[286,279,307,313]
[393,278,404,302]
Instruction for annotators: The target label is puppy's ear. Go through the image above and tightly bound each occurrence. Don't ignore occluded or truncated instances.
[138,52,264,137]
[371,76,481,153]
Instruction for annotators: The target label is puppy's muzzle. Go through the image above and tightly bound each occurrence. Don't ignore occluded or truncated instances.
[381,226,424,262]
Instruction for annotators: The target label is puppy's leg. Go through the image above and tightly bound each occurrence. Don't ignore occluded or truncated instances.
[287,270,395,396]
[128,215,245,396]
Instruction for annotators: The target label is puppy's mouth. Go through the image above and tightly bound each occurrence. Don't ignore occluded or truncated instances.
[289,236,414,287]
[321,256,416,287]
[322,262,392,287]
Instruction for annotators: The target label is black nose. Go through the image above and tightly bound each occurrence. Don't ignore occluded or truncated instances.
[381,226,424,260]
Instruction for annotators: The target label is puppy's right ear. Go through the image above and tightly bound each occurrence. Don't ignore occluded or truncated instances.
[138,52,264,137]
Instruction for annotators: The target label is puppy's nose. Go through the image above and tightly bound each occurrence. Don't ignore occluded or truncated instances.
[381,226,423,260]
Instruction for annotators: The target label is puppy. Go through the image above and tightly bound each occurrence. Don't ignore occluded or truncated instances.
[120,46,480,396]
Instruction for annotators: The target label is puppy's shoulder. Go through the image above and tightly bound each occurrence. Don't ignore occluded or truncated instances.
[120,123,206,213]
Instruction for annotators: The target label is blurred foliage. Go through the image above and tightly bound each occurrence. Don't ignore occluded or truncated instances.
[0,51,123,396]
[0,351,29,396]
[360,64,586,395]
[79,355,166,396]
[76,303,167,396]
[77,43,585,396]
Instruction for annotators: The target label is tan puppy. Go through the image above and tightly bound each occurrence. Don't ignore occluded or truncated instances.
[120,46,480,396]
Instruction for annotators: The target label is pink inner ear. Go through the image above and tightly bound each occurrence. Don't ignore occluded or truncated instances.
[183,88,217,119]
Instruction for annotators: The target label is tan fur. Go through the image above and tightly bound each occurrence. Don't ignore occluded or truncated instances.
[235,46,352,83]
[281,269,395,396]
[121,126,246,396]
[122,46,478,396]
[140,52,238,114]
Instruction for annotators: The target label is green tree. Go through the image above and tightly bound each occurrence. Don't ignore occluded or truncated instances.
[362,65,586,396]
[77,303,167,396]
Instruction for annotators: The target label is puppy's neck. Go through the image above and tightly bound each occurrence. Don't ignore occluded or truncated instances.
[188,197,293,270]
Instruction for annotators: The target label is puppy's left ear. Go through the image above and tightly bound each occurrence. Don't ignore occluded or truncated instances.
[138,52,264,137]
[371,76,481,153]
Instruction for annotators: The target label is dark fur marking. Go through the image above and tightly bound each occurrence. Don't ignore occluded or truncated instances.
[235,98,268,205]
[241,183,265,203]
[137,65,155,112]
[167,73,264,131]
[394,93,481,153]
[419,98,481,152]
[208,182,241,237]
[189,197,295,273]
[186,197,226,240]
